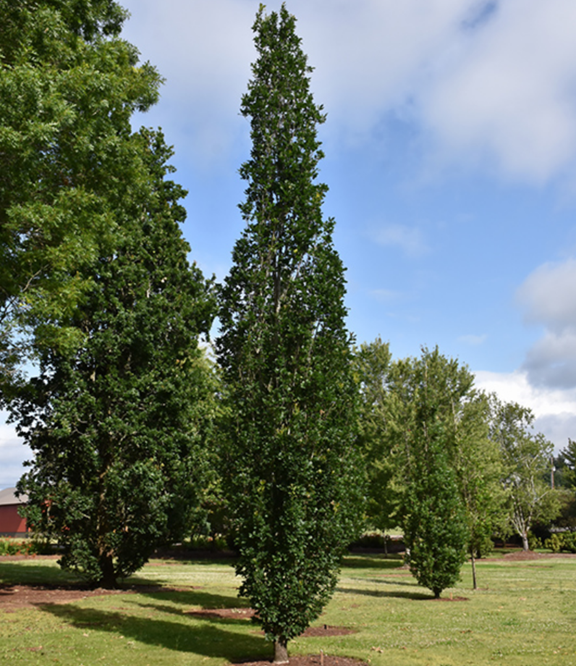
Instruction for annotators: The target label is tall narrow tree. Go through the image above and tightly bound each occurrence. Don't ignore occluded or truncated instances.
[217,5,362,663]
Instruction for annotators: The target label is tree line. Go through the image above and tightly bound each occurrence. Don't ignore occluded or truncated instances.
[354,338,575,595]
[1,2,575,664]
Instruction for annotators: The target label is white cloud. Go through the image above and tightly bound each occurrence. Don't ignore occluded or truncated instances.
[122,0,256,166]
[474,369,576,450]
[516,258,576,389]
[121,0,576,182]
[373,224,430,257]
[422,0,576,182]
[0,413,29,489]
[517,258,576,330]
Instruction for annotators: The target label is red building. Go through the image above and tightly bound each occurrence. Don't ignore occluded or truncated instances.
[0,487,29,536]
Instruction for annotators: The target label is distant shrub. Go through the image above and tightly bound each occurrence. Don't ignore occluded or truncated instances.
[0,539,39,556]
[545,532,576,553]
[563,532,576,553]
[528,532,542,551]
[545,534,563,553]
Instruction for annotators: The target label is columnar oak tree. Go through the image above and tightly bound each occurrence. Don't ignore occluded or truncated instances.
[217,5,362,663]
[389,348,469,598]
[11,130,215,587]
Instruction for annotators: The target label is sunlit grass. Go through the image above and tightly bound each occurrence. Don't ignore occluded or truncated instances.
[1,552,575,665]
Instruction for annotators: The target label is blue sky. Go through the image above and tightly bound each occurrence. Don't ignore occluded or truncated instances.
[3,0,576,486]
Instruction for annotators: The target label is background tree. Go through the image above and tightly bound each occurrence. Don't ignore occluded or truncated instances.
[388,348,469,598]
[0,0,160,395]
[353,337,401,538]
[490,399,560,550]
[10,130,215,587]
[561,438,576,489]
[216,5,362,663]
[451,392,507,588]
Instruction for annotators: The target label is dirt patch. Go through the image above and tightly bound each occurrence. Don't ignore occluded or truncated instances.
[431,595,469,602]
[0,584,125,610]
[0,582,193,610]
[236,657,366,666]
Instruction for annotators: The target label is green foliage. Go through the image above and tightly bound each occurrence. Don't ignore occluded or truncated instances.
[560,438,576,489]
[0,0,161,389]
[352,338,401,531]
[216,4,362,657]
[527,532,542,551]
[388,348,470,597]
[10,130,216,587]
[552,488,576,528]
[452,392,508,577]
[0,538,40,556]
[490,399,561,550]
[545,531,576,553]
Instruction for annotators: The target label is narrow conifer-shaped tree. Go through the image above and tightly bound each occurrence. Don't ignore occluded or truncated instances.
[217,5,362,663]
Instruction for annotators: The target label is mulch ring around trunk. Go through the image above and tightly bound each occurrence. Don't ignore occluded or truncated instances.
[235,656,367,666]
[189,612,364,664]
[183,609,356,639]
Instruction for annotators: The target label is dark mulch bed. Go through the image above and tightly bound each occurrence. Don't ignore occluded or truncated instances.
[235,657,366,666]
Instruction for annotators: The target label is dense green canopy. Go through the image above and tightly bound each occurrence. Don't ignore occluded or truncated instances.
[217,5,362,662]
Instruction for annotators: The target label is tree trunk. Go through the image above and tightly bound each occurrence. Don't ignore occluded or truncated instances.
[274,639,289,664]
[99,552,117,589]
[521,531,529,551]
[470,550,477,590]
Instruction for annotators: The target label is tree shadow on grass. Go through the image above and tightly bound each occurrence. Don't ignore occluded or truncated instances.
[0,561,81,587]
[40,601,270,663]
[134,587,250,611]
[342,556,404,570]
[336,586,430,601]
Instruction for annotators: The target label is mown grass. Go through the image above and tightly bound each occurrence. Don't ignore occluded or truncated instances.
[1,552,575,665]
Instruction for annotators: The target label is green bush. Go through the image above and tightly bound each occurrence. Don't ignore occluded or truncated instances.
[545,531,576,553]
[562,531,576,553]
[528,532,542,551]
[0,539,39,556]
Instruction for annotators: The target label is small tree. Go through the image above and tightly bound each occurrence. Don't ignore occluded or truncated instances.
[452,393,507,588]
[389,348,469,598]
[11,130,215,587]
[217,5,362,663]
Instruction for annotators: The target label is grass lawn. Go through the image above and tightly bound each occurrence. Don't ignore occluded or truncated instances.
[1,552,575,665]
